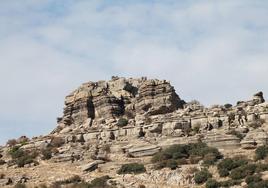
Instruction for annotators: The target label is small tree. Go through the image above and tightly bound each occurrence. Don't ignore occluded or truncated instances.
[117,163,146,174]
[194,169,212,184]
[117,118,128,127]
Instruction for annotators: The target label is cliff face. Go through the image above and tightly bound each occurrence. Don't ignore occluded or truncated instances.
[1,77,268,188]
[55,77,184,132]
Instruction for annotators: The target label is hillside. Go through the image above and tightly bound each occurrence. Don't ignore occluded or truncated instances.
[1,77,268,188]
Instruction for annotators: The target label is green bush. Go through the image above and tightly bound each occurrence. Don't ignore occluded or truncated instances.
[255,146,268,160]
[256,163,268,172]
[8,146,38,167]
[217,157,248,177]
[117,118,128,127]
[41,148,52,160]
[117,163,146,174]
[230,164,256,180]
[219,180,241,187]
[218,168,229,177]
[206,179,220,188]
[166,159,178,170]
[194,168,212,184]
[203,153,218,166]
[152,142,221,169]
[248,180,268,188]
[88,176,110,188]
[245,174,262,184]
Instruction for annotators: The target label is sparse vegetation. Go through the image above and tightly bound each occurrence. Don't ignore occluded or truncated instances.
[152,142,222,169]
[14,183,27,188]
[7,139,17,147]
[248,119,265,129]
[217,157,248,177]
[88,176,111,188]
[117,163,146,174]
[255,145,268,160]
[41,148,52,160]
[205,179,220,188]
[8,146,38,167]
[117,118,128,127]
[0,159,6,165]
[194,168,212,184]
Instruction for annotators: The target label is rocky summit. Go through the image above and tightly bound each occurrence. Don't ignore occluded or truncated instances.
[1,77,268,188]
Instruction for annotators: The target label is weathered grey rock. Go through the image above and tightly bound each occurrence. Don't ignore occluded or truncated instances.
[81,160,105,172]
[202,131,241,149]
[0,178,12,186]
[241,129,268,149]
[128,145,161,157]
[55,78,185,133]
[52,154,73,163]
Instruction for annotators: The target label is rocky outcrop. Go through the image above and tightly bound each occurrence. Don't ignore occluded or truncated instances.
[81,160,105,172]
[241,129,268,149]
[55,77,184,132]
[202,131,241,149]
[128,145,161,157]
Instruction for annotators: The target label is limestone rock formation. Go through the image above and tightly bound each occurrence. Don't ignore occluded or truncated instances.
[2,77,268,188]
[55,77,184,132]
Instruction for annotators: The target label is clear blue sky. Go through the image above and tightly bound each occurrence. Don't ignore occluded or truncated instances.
[1,0,268,144]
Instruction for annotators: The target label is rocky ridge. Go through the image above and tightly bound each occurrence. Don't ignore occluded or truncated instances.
[1,77,268,188]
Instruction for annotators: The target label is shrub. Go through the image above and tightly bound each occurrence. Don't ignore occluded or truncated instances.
[117,163,146,174]
[117,118,128,127]
[16,155,34,167]
[7,139,17,147]
[17,136,29,144]
[206,179,220,188]
[248,180,268,188]
[14,183,27,188]
[189,155,202,164]
[50,137,65,147]
[194,168,212,184]
[256,163,268,172]
[217,157,248,174]
[88,175,110,188]
[203,153,218,166]
[255,146,268,160]
[166,159,178,170]
[219,180,241,187]
[152,142,222,169]
[8,146,38,167]
[9,146,24,159]
[230,164,256,180]
[0,159,5,165]
[224,104,232,109]
[41,148,52,160]
[218,168,229,177]
[245,174,262,184]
